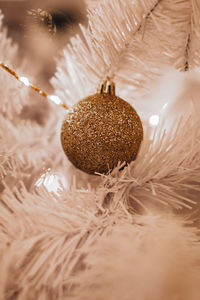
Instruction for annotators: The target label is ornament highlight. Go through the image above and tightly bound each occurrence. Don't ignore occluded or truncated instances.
[61,79,143,175]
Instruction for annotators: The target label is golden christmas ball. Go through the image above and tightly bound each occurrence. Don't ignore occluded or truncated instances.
[61,80,143,175]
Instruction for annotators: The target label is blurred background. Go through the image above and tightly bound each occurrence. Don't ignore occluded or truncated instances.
[0,0,88,87]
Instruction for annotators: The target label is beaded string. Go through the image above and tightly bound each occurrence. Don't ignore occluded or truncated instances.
[0,62,68,110]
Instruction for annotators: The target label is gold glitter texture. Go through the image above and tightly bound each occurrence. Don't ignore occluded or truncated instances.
[61,92,143,175]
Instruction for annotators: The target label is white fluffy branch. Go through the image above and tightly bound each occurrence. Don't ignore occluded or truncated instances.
[0,2,200,300]
[70,214,200,300]
[52,0,193,105]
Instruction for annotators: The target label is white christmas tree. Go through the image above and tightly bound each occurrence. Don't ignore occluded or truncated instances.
[0,1,200,299]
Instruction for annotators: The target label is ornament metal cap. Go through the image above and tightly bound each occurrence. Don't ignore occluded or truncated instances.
[100,77,116,95]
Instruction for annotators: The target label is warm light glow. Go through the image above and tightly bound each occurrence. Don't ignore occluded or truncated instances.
[35,171,67,195]
[19,76,30,86]
[162,102,168,110]
[48,94,62,105]
[149,114,159,126]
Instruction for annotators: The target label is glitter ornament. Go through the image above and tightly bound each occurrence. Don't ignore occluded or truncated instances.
[61,79,143,175]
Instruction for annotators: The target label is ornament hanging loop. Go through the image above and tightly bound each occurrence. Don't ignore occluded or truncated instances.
[100,77,115,96]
